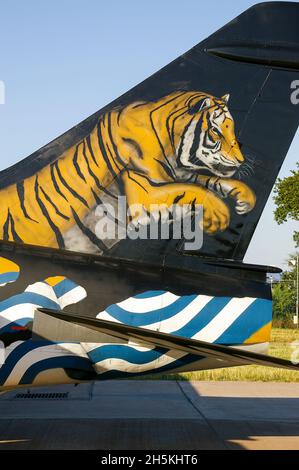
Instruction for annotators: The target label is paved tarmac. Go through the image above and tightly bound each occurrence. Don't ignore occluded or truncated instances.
[0,381,298,450]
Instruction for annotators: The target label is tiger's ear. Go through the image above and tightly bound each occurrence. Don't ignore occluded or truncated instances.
[200,97,212,110]
[221,93,230,104]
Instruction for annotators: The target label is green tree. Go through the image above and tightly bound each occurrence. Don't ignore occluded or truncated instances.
[272,254,297,326]
[273,163,299,247]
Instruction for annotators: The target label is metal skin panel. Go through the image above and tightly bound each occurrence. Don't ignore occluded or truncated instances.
[0,3,299,389]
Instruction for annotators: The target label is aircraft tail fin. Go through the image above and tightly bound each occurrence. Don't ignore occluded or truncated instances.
[0,2,299,261]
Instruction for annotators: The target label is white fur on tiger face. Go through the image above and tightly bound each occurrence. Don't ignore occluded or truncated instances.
[177,94,244,178]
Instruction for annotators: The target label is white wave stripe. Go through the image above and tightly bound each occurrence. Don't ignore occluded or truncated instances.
[192,297,256,342]
[0,281,15,287]
[57,286,87,309]
[116,292,180,313]
[3,343,88,387]
[93,349,186,375]
[0,303,47,329]
[81,341,156,354]
[97,311,122,323]
[230,342,269,354]
[0,284,87,330]
[24,282,58,302]
[97,295,213,333]
[142,295,213,332]
[4,341,24,360]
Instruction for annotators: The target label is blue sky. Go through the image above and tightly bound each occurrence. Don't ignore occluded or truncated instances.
[0,0,297,269]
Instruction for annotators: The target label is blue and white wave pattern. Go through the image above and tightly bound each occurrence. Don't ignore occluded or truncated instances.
[89,290,272,378]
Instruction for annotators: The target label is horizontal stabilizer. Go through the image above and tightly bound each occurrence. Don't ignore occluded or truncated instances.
[37,308,299,372]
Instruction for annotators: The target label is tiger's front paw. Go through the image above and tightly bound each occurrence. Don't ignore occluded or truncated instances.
[202,193,230,234]
[233,184,256,215]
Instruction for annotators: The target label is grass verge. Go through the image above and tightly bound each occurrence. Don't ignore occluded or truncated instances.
[144,328,299,382]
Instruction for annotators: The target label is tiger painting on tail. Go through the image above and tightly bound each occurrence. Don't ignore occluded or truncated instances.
[0,91,256,252]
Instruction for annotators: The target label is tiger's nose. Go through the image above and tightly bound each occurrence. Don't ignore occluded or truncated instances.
[231,139,244,163]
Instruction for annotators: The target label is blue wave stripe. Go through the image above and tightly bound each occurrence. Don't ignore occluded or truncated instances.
[0,341,54,385]
[105,295,197,326]
[52,279,79,298]
[0,340,79,385]
[0,317,33,334]
[20,356,94,385]
[96,353,203,380]
[0,272,19,285]
[87,345,168,365]
[0,292,59,313]
[216,298,272,344]
[133,291,167,299]
[172,296,231,338]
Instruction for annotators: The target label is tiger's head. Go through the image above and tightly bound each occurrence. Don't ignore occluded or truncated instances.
[173,93,244,178]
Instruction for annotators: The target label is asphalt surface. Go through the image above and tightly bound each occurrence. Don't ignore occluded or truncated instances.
[0,380,298,450]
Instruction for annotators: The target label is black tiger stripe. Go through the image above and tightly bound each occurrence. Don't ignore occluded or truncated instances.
[126,171,148,192]
[71,207,108,252]
[54,161,89,208]
[73,143,86,182]
[218,184,226,197]
[8,211,23,242]
[188,99,206,115]
[50,163,68,201]
[100,204,124,228]
[95,182,117,199]
[16,181,38,222]
[34,176,65,248]
[97,120,118,180]
[86,134,99,167]
[3,211,10,241]
[189,115,204,163]
[3,209,23,242]
[106,141,122,175]
[131,172,172,188]
[170,93,205,145]
[214,106,225,118]
[226,188,236,196]
[173,192,185,204]
[117,106,126,125]
[185,93,206,108]
[131,102,147,109]
[154,158,176,179]
[105,141,127,196]
[166,104,187,155]
[91,188,102,205]
[39,185,70,221]
[212,177,219,190]
[149,93,187,176]
[207,110,222,139]
[190,197,197,210]
[122,138,143,159]
[177,116,196,163]
[203,113,220,150]
[107,112,125,170]
[170,108,191,152]
[203,127,217,149]
[82,139,117,200]
[205,177,211,189]
[82,141,106,191]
